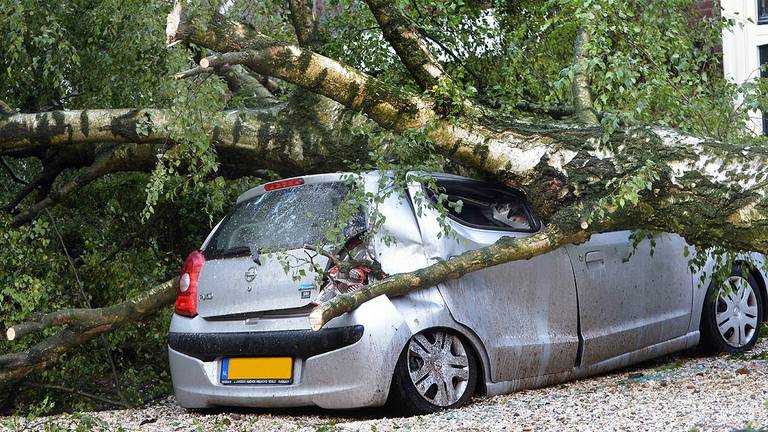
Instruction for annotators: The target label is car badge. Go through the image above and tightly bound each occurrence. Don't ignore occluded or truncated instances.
[297,283,313,300]
[244,266,258,282]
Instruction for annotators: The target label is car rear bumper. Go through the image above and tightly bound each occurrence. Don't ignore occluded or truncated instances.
[168,295,410,409]
[168,326,365,361]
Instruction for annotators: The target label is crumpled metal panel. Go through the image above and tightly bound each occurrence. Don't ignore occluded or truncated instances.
[364,173,430,275]
[405,180,579,382]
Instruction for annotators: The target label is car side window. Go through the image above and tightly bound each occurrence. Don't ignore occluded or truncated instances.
[425,177,538,232]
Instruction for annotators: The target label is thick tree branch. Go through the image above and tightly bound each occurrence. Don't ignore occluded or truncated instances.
[288,0,320,48]
[199,50,427,131]
[0,109,171,151]
[363,0,446,90]
[310,225,586,330]
[0,103,377,178]
[0,279,176,392]
[11,145,156,226]
[572,26,598,125]
[1,98,385,225]
[217,65,277,103]
[168,8,595,186]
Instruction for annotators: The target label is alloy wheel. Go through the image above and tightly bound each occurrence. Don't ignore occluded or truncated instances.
[716,275,759,348]
[407,330,470,407]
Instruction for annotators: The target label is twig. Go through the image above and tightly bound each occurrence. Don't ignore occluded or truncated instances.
[1,157,28,185]
[22,382,131,409]
[303,243,386,278]
[45,210,128,406]
[407,21,485,90]
[302,243,341,266]
[174,66,214,80]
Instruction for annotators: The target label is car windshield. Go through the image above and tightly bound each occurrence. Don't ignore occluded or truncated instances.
[204,182,366,258]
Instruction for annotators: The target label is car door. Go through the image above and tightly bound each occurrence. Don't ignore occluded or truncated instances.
[566,231,693,366]
[407,174,580,382]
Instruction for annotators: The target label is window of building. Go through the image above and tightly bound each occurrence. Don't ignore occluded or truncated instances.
[760,45,768,134]
[759,0,768,24]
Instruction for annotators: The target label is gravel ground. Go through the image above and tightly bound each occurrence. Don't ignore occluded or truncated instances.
[3,341,768,432]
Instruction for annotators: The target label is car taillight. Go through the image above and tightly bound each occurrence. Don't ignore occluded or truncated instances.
[264,178,304,191]
[175,250,205,317]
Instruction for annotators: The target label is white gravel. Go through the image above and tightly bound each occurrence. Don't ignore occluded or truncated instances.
[3,341,768,432]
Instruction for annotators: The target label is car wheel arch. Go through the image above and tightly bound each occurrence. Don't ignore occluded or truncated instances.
[393,324,490,397]
[735,259,768,322]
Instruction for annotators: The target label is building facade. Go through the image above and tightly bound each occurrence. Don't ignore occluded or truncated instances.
[721,0,768,134]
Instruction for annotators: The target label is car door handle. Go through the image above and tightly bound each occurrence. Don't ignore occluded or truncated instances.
[584,251,605,266]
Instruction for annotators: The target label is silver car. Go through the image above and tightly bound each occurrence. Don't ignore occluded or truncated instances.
[168,172,766,414]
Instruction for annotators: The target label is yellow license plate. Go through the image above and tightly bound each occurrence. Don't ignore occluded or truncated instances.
[221,357,293,384]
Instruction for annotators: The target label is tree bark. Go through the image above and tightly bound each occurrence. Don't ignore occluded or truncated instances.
[288,0,320,48]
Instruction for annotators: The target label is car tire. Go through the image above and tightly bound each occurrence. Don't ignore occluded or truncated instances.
[387,328,478,415]
[700,265,764,354]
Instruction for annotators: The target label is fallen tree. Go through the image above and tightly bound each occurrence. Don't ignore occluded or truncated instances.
[2,0,767,398]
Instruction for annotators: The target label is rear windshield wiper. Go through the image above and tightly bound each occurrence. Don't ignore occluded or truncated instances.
[211,246,251,259]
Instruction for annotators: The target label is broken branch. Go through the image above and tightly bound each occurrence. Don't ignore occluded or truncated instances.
[309,226,585,330]
[198,50,425,131]
[4,164,63,212]
[21,382,131,409]
[1,279,176,391]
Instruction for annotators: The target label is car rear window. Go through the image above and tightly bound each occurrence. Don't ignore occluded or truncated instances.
[204,182,366,258]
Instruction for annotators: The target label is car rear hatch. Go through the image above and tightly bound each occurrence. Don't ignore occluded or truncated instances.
[197,175,366,318]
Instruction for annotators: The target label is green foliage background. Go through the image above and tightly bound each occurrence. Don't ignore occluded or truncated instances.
[1,0,767,414]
